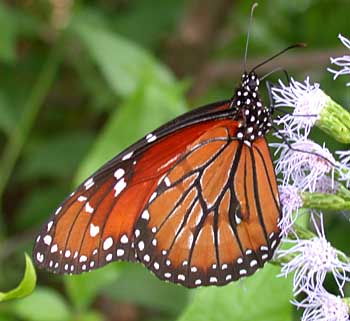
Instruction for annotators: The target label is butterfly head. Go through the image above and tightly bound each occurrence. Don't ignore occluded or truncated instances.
[241,71,260,93]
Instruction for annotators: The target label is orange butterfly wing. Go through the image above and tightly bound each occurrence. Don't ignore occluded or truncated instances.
[134,125,280,287]
[33,106,238,275]
[33,71,282,288]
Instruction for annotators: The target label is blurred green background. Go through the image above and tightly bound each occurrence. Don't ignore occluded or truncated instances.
[0,1,350,320]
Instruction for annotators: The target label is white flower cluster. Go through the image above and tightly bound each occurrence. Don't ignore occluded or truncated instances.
[328,34,350,86]
[270,34,350,321]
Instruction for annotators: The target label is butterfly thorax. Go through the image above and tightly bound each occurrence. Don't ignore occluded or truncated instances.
[230,72,272,145]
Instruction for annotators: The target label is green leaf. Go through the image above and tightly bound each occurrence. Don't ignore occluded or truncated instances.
[0,313,16,321]
[0,91,17,136]
[74,310,105,321]
[104,263,189,315]
[10,287,71,321]
[0,253,36,302]
[15,186,68,229]
[71,14,173,97]
[113,0,185,49]
[64,263,122,310]
[18,131,94,182]
[75,79,187,183]
[177,264,293,321]
[0,3,17,63]
[68,11,188,181]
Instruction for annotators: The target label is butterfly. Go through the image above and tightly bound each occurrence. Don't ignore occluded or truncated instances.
[32,68,281,288]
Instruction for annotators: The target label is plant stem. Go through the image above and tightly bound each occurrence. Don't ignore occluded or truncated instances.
[0,37,64,234]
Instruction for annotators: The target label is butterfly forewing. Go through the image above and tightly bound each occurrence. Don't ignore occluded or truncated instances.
[33,105,234,275]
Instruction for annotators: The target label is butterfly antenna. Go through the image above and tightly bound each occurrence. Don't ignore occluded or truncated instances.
[244,3,259,71]
[251,43,306,72]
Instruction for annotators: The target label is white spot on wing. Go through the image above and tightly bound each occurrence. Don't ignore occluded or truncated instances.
[78,196,87,202]
[271,240,277,248]
[103,237,113,250]
[120,234,128,244]
[79,255,87,263]
[55,206,62,215]
[138,241,145,251]
[114,178,127,197]
[141,210,150,220]
[117,249,124,257]
[146,133,157,143]
[239,269,247,275]
[250,260,258,267]
[51,244,58,253]
[235,214,242,224]
[114,168,125,180]
[164,177,171,187]
[43,235,52,246]
[149,192,157,203]
[36,252,44,263]
[90,224,99,237]
[122,151,133,160]
[84,178,94,190]
[47,221,53,232]
[178,274,185,281]
[85,202,94,213]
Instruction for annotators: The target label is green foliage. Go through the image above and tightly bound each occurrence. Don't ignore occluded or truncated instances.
[67,12,188,181]
[177,265,293,321]
[71,15,173,98]
[9,287,72,321]
[0,254,36,302]
[104,263,189,315]
[64,263,122,310]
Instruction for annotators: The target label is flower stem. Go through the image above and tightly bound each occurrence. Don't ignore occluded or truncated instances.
[318,95,350,143]
[301,192,350,211]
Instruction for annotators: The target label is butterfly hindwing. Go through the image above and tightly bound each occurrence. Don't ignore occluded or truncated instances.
[134,125,281,287]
